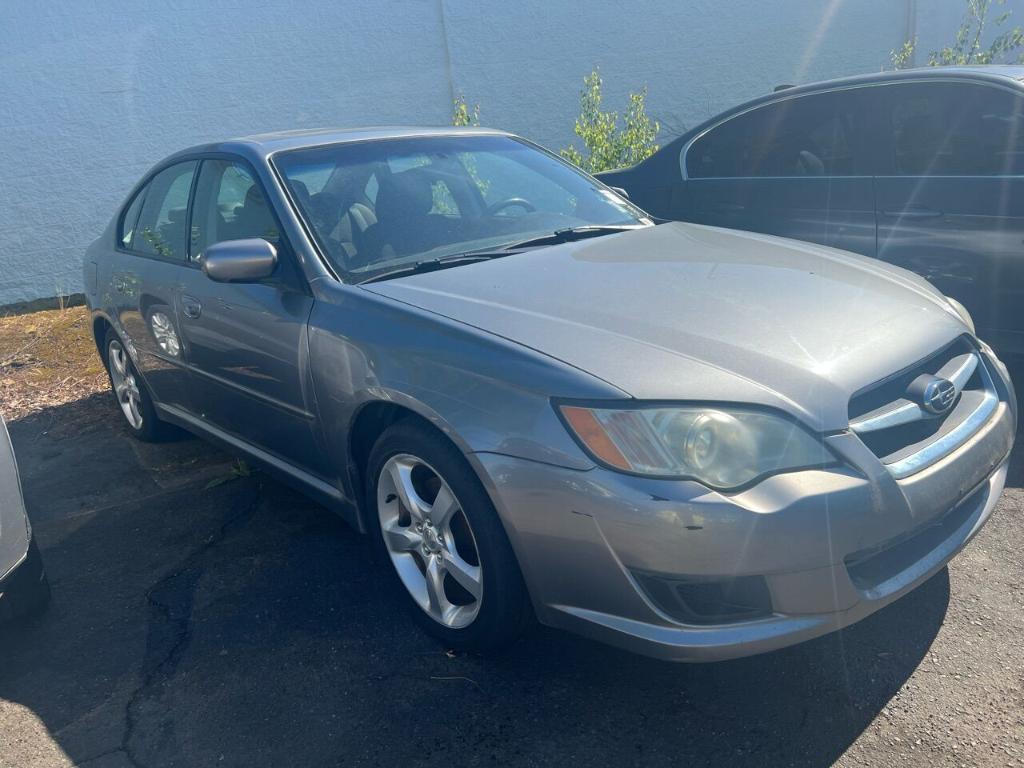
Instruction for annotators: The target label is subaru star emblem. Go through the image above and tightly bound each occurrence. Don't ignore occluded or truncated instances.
[921,377,957,415]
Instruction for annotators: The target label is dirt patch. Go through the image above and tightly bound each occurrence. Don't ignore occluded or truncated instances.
[0,306,107,421]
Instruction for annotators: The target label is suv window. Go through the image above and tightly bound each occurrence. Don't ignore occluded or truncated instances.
[887,82,1024,176]
[191,159,281,258]
[132,161,198,260]
[686,91,859,178]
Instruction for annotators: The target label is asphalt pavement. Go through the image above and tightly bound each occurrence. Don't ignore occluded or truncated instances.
[0,390,1022,768]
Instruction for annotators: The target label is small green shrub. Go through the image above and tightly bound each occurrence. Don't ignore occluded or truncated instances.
[451,94,480,127]
[560,68,660,174]
[891,0,1024,68]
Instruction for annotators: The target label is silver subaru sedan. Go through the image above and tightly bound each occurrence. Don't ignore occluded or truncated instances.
[83,128,1016,661]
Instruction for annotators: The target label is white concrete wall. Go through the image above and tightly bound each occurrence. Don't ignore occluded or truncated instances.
[0,0,1018,304]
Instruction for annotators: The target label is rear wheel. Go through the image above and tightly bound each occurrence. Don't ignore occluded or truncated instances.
[104,329,174,442]
[367,420,530,651]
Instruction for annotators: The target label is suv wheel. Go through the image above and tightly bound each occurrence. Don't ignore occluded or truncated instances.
[367,420,530,651]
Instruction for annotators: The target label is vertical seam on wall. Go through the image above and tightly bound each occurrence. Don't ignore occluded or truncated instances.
[906,0,918,66]
[437,0,456,107]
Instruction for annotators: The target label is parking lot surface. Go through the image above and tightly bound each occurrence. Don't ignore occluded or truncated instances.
[1,391,1022,768]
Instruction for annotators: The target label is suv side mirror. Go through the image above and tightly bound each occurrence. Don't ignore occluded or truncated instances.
[202,239,278,283]
[611,186,630,200]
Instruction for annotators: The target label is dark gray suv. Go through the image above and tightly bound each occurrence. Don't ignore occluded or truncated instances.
[601,66,1024,357]
[84,128,1015,661]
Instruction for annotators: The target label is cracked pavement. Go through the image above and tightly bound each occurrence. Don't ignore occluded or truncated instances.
[0,390,1022,767]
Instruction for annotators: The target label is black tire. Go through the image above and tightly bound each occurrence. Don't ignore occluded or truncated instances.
[103,328,175,442]
[366,419,531,652]
[0,539,51,622]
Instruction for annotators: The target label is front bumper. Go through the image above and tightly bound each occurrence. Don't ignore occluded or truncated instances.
[472,382,1014,662]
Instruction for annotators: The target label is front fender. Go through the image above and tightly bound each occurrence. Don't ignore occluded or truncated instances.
[307,283,622,502]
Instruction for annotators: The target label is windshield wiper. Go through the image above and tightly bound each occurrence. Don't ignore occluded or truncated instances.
[359,226,641,284]
[492,225,643,251]
[359,253,509,284]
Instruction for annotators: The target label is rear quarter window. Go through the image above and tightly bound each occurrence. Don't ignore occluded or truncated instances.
[118,186,148,249]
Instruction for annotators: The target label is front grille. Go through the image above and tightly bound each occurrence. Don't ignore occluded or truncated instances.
[848,337,1001,478]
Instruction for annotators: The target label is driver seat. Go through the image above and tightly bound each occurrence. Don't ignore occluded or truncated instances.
[358,169,444,269]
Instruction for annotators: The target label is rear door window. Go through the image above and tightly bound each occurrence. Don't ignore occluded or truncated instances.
[132,161,198,260]
[886,82,1024,176]
[686,91,861,178]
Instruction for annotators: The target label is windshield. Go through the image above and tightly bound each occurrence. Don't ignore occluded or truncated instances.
[273,134,650,282]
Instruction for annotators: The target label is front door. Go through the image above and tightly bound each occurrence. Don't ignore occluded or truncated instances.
[679,88,876,258]
[176,158,325,476]
[872,80,1024,354]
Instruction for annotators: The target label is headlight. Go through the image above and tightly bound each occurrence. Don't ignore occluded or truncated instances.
[558,404,835,490]
[945,296,975,334]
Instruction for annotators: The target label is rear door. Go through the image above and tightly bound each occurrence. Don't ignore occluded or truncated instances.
[175,157,325,476]
[680,88,877,257]
[872,80,1024,353]
[108,160,197,410]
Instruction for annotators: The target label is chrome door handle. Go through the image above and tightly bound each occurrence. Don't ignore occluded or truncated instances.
[181,295,202,319]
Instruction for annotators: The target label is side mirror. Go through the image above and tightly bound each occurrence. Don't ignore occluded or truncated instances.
[611,186,630,200]
[201,239,277,283]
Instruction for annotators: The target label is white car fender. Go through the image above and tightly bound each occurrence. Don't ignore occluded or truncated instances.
[0,416,30,581]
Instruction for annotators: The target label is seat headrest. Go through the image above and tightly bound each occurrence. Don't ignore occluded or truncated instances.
[374,169,433,222]
[797,150,825,176]
[244,184,266,208]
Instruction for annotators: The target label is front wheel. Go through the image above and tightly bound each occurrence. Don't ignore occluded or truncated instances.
[366,420,530,651]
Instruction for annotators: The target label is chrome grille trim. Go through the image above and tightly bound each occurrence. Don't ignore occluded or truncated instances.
[847,354,999,481]
[850,351,979,435]
[886,380,997,478]
[948,350,980,391]
[849,400,922,434]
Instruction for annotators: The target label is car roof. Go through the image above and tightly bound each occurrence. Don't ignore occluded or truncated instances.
[660,65,1024,152]
[773,64,1024,94]
[163,126,514,165]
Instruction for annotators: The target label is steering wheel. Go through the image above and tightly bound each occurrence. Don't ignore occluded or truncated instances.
[486,197,536,216]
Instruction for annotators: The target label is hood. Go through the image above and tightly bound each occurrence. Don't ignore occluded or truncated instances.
[361,222,968,431]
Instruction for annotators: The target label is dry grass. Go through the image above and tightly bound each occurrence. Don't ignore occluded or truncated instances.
[0,306,108,422]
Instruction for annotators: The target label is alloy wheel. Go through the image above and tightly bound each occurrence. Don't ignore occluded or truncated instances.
[108,339,144,430]
[377,453,483,628]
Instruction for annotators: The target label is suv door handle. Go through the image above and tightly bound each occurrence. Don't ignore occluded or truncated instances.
[181,295,202,319]
[881,207,942,219]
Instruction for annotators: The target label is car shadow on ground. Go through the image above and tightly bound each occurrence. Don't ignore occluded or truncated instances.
[0,393,956,767]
